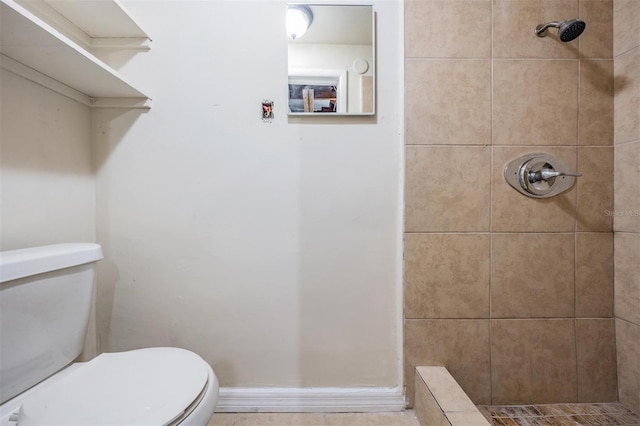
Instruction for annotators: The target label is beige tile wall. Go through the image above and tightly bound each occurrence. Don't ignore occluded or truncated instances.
[404,0,616,406]
[613,0,640,416]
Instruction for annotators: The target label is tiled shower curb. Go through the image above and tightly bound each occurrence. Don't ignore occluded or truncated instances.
[414,366,490,426]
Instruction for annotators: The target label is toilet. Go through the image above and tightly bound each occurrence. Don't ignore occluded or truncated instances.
[0,243,219,426]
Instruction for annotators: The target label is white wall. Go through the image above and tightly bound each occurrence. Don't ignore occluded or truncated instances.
[94,0,403,389]
[0,68,95,250]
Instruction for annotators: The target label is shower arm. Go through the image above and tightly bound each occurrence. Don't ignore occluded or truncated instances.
[535,21,562,36]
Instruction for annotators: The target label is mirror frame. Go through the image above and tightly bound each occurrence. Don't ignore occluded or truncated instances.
[286,3,376,117]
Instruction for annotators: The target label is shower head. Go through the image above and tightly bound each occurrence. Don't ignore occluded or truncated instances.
[535,19,586,42]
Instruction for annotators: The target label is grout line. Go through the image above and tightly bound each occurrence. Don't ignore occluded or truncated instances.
[613,139,640,147]
[611,145,617,229]
[578,0,583,57]
[404,57,612,61]
[612,43,640,60]
[405,143,599,147]
[576,58,581,229]
[404,57,491,61]
[576,6,583,149]
[573,39,580,396]
[614,316,640,328]
[404,231,492,235]
[411,231,608,236]
[489,0,494,404]
[404,144,494,147]
[405,317,604,321]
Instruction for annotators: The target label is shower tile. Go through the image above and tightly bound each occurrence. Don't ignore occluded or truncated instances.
[578,60,613,146]
[493,0,579,59]
[404,233,490,319]
[575,232,614,318]
[491,319,578,404]
[614,48,640,144]
[616,319,640,414]
[613,0,640,57]
[614,142,640,233]
[493,60,578,146]
[405,0,491,58]
[614,233,640,325]
[575,318,617,402]
[576,147,613,231]
[578,0,613,59]
[492,147,577,232]
[491,233,575,318]
[405,59,491,146]
[405,146,491,232]
[404,319,491,406]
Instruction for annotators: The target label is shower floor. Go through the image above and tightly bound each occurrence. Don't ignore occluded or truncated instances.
[478,402,640,425]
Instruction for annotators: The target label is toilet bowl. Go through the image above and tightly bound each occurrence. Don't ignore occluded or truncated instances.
[0,244,219,425]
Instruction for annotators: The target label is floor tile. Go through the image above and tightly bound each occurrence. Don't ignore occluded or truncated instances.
[478,402,640,426]
[326,411,419,426]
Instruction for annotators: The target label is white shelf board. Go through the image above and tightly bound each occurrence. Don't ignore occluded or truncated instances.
[0,0,150,99]
[43,0,149,39]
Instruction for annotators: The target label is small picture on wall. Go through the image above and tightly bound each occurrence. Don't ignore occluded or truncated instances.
[288,84,337,113]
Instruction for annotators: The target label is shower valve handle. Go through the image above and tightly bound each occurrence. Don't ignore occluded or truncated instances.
[504,153,581,198]
[529,168,582,183]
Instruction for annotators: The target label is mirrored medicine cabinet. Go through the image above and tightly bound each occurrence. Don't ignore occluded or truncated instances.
[287,4,375,116]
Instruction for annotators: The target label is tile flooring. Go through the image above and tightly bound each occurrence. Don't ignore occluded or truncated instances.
[207,411,419,426]
[478,402,640,425]
[205,404,640,426]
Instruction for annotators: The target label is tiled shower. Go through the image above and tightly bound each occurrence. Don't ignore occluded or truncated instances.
[403,0,639,414]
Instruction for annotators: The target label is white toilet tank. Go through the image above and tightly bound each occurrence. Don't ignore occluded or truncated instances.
[0,243,103,404]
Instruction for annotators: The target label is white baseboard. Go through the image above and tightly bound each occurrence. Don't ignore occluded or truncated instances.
[215,387,406,413]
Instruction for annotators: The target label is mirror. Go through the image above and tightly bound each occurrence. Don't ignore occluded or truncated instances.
[287,4,375,116]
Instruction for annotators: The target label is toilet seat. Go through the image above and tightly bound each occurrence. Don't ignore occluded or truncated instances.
[17,348,210,426]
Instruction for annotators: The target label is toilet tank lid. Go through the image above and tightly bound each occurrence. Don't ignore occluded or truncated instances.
[18,348,211,426]
[0,243,103,283]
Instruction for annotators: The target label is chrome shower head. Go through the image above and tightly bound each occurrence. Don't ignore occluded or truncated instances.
[535,19,586,42]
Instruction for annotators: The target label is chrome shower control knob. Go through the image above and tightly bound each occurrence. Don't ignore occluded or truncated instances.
[504,153,581,199]
[529,168,582,182]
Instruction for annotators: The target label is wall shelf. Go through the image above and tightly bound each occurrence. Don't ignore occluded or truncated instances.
[0,0,151,108]
[42,0,148,39]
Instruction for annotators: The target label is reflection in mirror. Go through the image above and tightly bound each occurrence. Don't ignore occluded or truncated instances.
[287,4,375,115]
